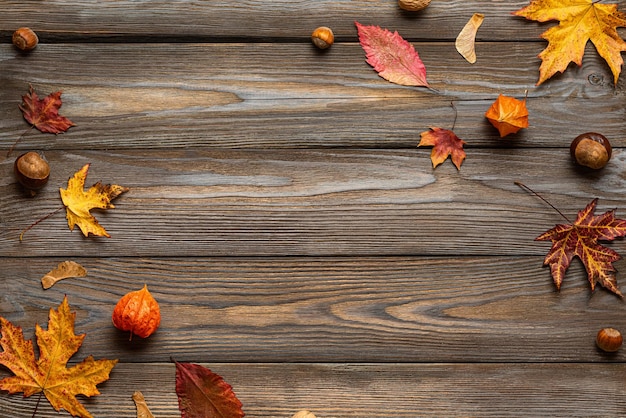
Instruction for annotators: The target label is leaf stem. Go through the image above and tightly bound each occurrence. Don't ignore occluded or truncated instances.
[6,125,34,158]
[515,181,572,223]
[450,101,458,131]
[19,206,64,241]
[32,391,42,418]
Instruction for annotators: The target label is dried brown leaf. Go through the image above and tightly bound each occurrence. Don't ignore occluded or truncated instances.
[133,391,155,418]
[41,260,87,289]
[455,13,485,63]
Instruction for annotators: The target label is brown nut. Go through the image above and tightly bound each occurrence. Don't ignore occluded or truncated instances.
[398,0,431,12]
[570,132,612,169]
[12,27,39,51]
[596,327,622,352]
[14,151,50,192]
[292,411,317,418]
[311,26,334,49]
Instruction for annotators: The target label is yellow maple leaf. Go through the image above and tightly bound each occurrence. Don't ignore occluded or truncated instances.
[514,0,626,85]
[0,296,118,418]
[60,164,129,237]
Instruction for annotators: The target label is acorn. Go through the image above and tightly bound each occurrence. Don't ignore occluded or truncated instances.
[596,327,622,353]
[311,26,334,49]
[12,27,39,51]
[14,151,50,194]
[570,132,612,170]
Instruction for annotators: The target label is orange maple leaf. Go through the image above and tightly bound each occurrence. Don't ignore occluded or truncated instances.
[418,127,467,170]
[19,84,75,134]
[513,0,626,85]
[60,164,129,237]
[485,94,529,137]
[0,296,118,418]
[536,198,626,297]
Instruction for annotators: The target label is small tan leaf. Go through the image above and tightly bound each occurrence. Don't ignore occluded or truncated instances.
[41,261,87,289]
[455,13,485,64]
[133,391,155,418]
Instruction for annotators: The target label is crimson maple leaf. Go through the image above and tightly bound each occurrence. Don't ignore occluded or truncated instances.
[418,127,467,169]
[19,84,75,134]
[536,198,626,297]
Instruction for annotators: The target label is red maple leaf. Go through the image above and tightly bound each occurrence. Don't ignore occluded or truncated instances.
[536,198,626,297]
[418,127,467,169]
[355,21,429,87]
[174,360,245,418]
[19,84,75,134]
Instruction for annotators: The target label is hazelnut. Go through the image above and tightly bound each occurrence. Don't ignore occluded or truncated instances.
[570,132,612,169]
[292,411,317,418]
[398,0,431,12]
[12,27,38,51]
[14,151,50,194]
[311,26,334,50]
[596,327,622,353]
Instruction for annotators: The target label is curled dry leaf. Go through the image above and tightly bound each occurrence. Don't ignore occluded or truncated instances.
[485,93,529,137]
[133,391,155,418]
[293,410,317,418]
[455,13,485,64]
[41,260,87,289]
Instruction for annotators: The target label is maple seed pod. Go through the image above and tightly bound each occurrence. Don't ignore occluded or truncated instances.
[311,26,334,49]
[292,411,317,418]
[596,327,622,353]
[12,27,38,51]
[14,151,50,193]
[570,132,611,170]
[112,284,161,340]
[398,0,431,12]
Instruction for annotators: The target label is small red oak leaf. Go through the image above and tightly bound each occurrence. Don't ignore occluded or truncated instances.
[19,84,75,134]
[418,127,467,169]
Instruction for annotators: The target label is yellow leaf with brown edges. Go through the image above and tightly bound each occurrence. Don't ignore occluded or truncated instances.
[485,94,529,137]
[455,13,484,63]
[41,260,87,289]
[0,296,118,418]
[60,164,129,237]
[133,391,156,418]
[513,0,626,85]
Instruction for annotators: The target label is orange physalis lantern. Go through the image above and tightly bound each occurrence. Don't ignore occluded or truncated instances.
[485,93,529,137]
[112,284,161,339]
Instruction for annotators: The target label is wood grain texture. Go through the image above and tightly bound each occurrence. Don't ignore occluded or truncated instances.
[0,42,623,150]
[1,256,624,363]
[2,0,626,416]
[2,149,626,257]
[0,1,544,41]
[1,363,625,417]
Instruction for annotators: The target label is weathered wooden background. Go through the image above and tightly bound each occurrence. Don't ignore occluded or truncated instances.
[1,0,626,416]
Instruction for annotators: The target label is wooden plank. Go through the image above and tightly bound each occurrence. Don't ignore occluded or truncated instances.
[1,43,623,150]
[1,256,624,362]
[0,1,546,41]
[1,362,625,417]
[2,148,626,257]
